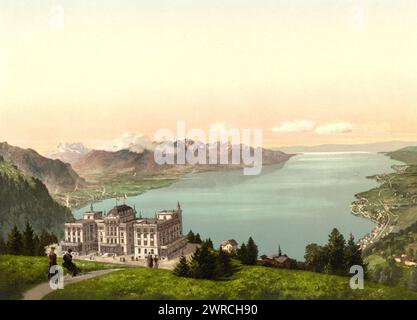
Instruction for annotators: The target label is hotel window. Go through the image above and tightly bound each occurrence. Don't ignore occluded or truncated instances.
[137,239,141,245]
[144,240,148,246]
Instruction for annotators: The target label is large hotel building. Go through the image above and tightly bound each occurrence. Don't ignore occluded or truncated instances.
[60,202,188,260]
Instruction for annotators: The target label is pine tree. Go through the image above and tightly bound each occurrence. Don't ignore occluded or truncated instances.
[0,236,6,254]
[194,233,202,244]
[237,242,247,263]
[189,243,217,279]
[33,234,41,256]
[278,245,282,257]
[345,233,364,275]
[38,230,58,256]
[326,228,346,275]
[187,230,195,243]
[206,238,214,250]
[173,255,190,277]
[7,225,23,255]
[215,248,233,277]
[245,237,258,265]
[22,222,35,256]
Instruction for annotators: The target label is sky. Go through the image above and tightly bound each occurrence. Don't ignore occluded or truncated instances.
[1,0,417,152]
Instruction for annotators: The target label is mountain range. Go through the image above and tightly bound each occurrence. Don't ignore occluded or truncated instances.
[0,142,85,194]
[68,140,293,176]
[46,142,91,164]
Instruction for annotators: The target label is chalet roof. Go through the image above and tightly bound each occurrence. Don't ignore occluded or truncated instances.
[221,239,238,247]
[274,256,290,263]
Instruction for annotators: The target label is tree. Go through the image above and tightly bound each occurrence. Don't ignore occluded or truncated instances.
[187,230,195,243]
[344,233,365,275]
[326,228,346,275]
[173,255,190,277]
[237,242,247,263]
[304,243,327,273]
[33,234,41,256]
[206,238,214,250]
[7,225,23,255]
[245,237,258,265]
[215,248,233,277]
[278,245,282,257]
[38,230,58,256]
[0,236,6,254]
[22,222,35,256]
[194,233,202,244]
[189,242,217,279]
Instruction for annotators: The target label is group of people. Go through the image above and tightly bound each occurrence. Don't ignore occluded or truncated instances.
[48,247,80,279]
[48,248,160,278]
[147,254,159,268]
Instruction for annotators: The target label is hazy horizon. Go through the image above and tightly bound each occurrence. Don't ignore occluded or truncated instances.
[1,1,417,152]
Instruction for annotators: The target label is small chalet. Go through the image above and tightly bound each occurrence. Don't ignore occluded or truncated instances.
[220,239,238,254]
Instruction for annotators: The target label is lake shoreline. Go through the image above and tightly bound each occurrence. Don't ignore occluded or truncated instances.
[71,153,392,260]
[350,160,407,250]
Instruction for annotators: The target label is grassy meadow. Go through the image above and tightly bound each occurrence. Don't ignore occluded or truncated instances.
[0,255,123,300]
[44,264,417,300]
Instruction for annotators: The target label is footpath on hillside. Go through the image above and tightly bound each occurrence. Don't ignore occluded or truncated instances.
[22,268,120,300]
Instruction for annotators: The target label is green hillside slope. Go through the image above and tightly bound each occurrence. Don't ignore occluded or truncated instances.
[0,156,74,239]
[0,255,122,300]
[44,264,417,300]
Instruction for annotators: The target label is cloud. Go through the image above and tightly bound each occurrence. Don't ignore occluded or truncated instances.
[315,122,353,135]
[271,120,316,133]
[99,133,154,153]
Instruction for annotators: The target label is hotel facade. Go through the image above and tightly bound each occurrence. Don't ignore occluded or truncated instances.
[60,202,188,260]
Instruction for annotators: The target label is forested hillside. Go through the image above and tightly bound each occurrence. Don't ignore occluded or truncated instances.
[0,156,74,239]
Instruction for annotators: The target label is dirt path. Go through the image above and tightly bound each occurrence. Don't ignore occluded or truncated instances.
[22,269,120,300]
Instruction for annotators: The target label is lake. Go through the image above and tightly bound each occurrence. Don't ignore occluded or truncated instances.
[73,152,401,260]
